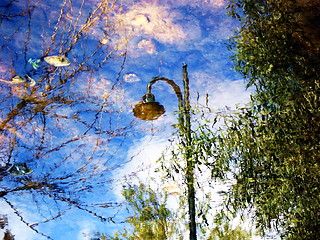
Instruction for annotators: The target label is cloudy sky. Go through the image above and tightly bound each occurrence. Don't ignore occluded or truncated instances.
[0,0,261,239]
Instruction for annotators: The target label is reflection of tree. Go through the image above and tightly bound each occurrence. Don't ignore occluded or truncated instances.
[0,0,130,238]
[94,182,251,240]
[215,0,320,239]
[109,183,176,240]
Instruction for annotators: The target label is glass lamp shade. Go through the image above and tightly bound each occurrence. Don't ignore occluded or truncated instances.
[133,101,165,120]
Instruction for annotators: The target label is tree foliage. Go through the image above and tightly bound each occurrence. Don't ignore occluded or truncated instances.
[216,0,320,239]
[94,180,252,240]
[104,183,176,240]
[208,212,251,240]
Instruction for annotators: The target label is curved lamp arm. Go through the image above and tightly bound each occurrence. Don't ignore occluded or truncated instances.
[146,77,183,109]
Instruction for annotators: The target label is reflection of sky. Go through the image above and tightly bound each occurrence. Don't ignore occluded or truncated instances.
[0,0,258,239]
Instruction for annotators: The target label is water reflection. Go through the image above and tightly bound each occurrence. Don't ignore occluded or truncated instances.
[0,0,246,239]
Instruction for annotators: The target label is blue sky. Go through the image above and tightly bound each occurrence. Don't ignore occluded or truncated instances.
[0,0,262,239]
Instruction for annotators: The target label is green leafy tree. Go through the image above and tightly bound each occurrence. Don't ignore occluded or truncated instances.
[109,183,176,240]
[208,212,251,240]
[94,181,252,240]
[214,0,320,239]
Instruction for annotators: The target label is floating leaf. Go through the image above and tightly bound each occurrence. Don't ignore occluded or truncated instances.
[26,75,36,87]
[11,76,25,84]
[44,55,70,67]
[7,163,33,176]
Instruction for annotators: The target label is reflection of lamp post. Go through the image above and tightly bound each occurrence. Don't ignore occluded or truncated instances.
[133,64,197,240]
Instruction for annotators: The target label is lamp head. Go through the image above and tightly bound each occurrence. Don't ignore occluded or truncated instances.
[133,93,165,120]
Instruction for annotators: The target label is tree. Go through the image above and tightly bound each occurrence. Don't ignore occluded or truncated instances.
[208,212,252,240]
[215,0,320,239]
[94,181,252,240]
[0,0,131,238]
[95,183,176,240]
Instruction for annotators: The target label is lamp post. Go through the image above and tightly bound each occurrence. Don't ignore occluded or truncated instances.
[133,64,197,240]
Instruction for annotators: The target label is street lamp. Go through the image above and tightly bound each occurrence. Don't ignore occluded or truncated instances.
[133,64,197,240]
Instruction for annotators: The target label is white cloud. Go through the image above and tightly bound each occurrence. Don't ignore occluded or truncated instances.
[166,0,227,8]
[190,69,252,110]
[113,134,171,197]
[116,2,187,44]
[209,80,252,109]
[123,73,141,82]
[137,39,156,54]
